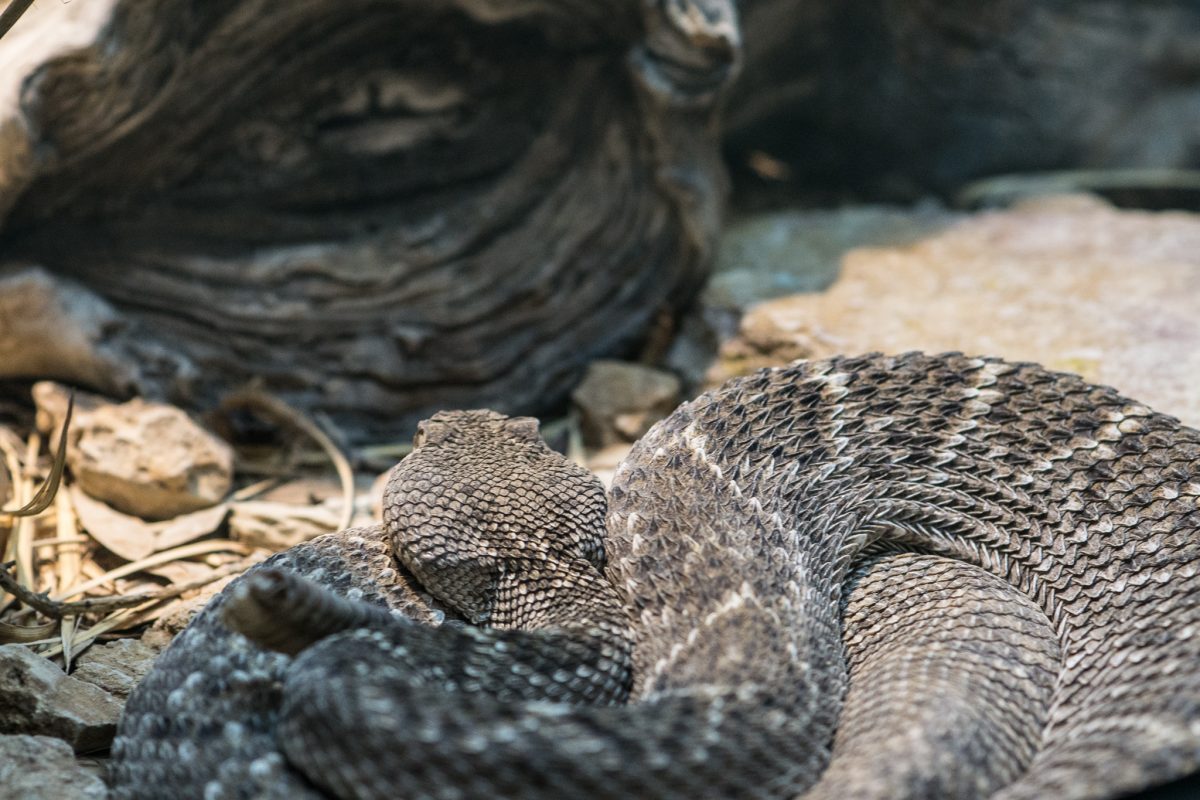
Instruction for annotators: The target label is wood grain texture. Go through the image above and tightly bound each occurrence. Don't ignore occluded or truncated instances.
[0,0,734,440]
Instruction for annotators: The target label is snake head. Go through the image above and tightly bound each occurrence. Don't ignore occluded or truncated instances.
[386,410,608,626]
[413,410,540,449]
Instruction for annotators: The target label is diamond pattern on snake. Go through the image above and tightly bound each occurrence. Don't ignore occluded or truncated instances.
[108,352,1200,799]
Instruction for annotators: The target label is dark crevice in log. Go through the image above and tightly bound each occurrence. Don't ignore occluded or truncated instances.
[727,0,1200,207]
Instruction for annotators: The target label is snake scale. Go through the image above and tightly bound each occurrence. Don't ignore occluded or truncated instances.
[109,352,1200,799]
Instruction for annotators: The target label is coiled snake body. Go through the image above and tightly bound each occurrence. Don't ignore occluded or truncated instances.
[110,352,1200,799]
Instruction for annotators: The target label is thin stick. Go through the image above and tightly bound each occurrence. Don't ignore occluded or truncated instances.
[32,536,90,550]
[0,560,252,617]
[222,390,355,531]
[41,600,160,659]
[61,615,76,671]
[957,168,1200,208]
[10,443,33,589]
[0,0,35,42]
[231,476,283,502]
[54,482,83,597]
[52,539,252,601]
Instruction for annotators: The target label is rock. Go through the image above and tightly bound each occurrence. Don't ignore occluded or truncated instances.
[0,735,108,800]
[71,639,161,701]
[0,265,135,394]
[0,645,123,753]
[34,382,234,521]
[228,500,342,550]
[69,486,230,562]
[571,361,681,450]
[715,197,1200,427]
[667,205,957,388]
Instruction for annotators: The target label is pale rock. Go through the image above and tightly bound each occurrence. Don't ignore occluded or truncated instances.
[712,197,1200,428]
[229,499,342,550]
[0,266,135,395]
[571,361,681,450]
[0,644,122,752]
[668,204,957,386]
[34,382,234,521]
[0,734,108,800]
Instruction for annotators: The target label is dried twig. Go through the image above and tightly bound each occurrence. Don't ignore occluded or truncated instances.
[52,539,253,601]
[1,559,251,618]
[222,389,355,531]
[957,168,1200,208]
[40,600,162,659]
[0,0,35,42]
[60,614,76,670]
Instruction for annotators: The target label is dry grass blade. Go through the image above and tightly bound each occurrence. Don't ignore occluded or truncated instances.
[52,539,253,601]
[54,480,83,596]
[1,392,72,517]
[231,476,284,502]
[358,442,413,464]
[41,600,161,659]
[0,618,57,644]
[0,0,35,41]
[222,389,355,531]
[32,536,90,550]
[61,614,76,670]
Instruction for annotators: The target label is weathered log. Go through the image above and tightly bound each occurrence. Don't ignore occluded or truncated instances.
[0,0,736,441]
[727,0,1200,199]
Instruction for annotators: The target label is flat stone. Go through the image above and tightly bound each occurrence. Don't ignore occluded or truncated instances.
[71,638,161,701]
[34,382,234,521]
[708,203,957,311]
[668,204,957,386]
[571,361,681,450]
[0,644,123,753]
[0,734,108,800]
[711,196,1200,428]
[229,499,342,550]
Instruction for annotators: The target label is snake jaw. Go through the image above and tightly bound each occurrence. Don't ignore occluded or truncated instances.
[407,551,501,627]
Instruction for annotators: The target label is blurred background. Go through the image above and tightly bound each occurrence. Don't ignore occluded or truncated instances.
[0,2,1197,795]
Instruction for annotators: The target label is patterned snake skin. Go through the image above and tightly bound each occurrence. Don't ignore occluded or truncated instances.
[109,352,1200,799]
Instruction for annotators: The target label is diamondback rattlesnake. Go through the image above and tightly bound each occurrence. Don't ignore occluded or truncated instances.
[109,352,1200,799]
